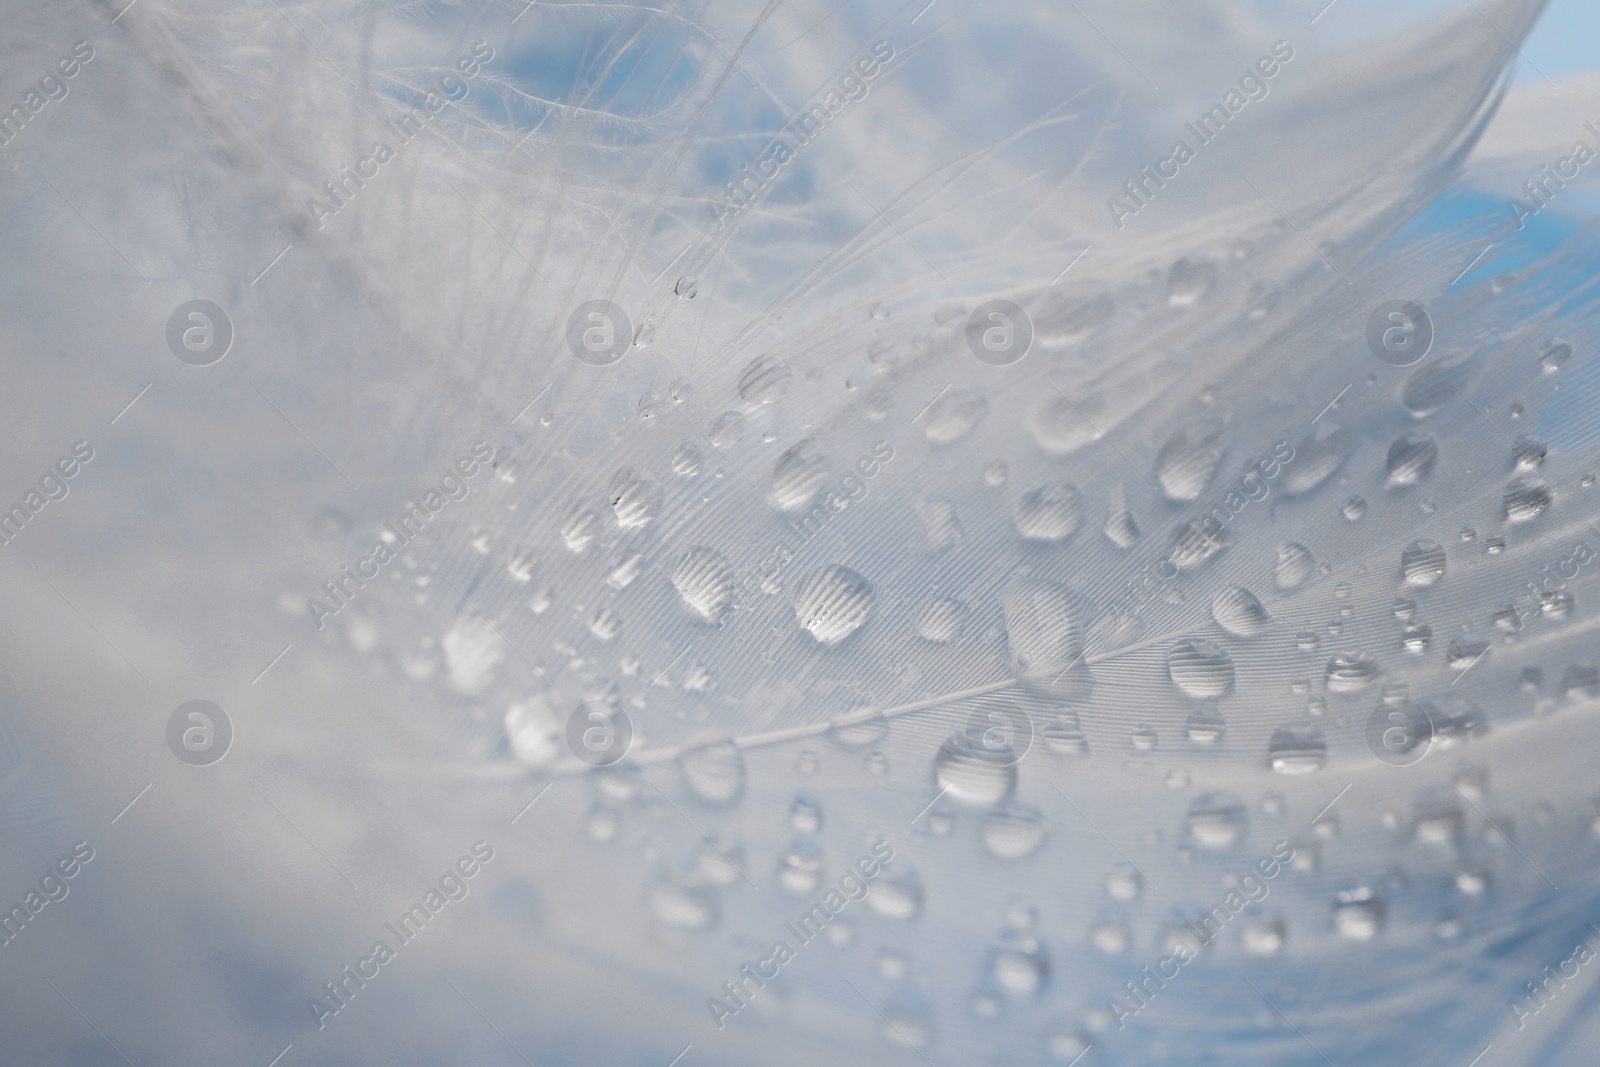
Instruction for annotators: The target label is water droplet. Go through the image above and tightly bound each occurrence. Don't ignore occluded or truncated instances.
[1242,919,1285,956]
[1167,638,1235,700]
[1089,922,1131,954]
[1003,578,1085,688]
[674,274,698,299]
[778,841,824,893]
[1106,866,1143,901]
[1332,888,1384,940]
[1013,484,1084,541]
[708,411,744,447]
[921,389,987,444]
[1386,432,1438,486]
[1275,543,1316,589]
[1402,620,1432,654]
[647,881,718,929]
[632,322,656,348]
[1541,339,1572,371]
[1186,792,1248,848]
[1402,356,1475,417]
[1282,434,1348,496]
[983,459,1009,486]
[1400,540,1446,586]
[1168,520,1227,568]
[1342,496,1368,521]
[608,469,661,528]
[1504,476,1552,522]
[1267,729,1326,774]
[982,804,1048,859]
[588,607,620,641]
[829,707,888,747]
[1155,424,1223,501]
[670,546,737,624]
[1212,586,1269,637]
[1185,707,1226,744]
[1326,652,1381,692]
[1129,724,1158,751]
[868,870,924,920]
[990,940,1050,998]
[789,797,823,835]
[585,804,620,843]
[1168,258,1217,306]
[914,596,967,643]
[1447,633,1490,671]
[696,839,745,885]
[1102,486,1140,548]
[934,731,1018,807]
[769,440,828,511]
[793,565,874,646]
[738,354,791,404]
[561,506,599,553]
[680,739,746,804]
[1512,433,1547,470]
[504,694,562,767]
[670,444,703,476]
[1043,713,1090,755]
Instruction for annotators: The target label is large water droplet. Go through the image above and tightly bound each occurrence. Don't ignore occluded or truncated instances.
[1167,638,1235,699]
[1400,540,1446,586]
[1386,432,1438,486]
[981,804,1048,859]
[680,739,746,804]
[914,596,967,643]
[921,389,987,444]
[1275,543,1316,589]
[1186,792,1248,848]
[793,565,874,645]
[1402,355,1475,417]
[670,546,737,623]
[1155,424,1223,502]
[769,440,828,512]
[1212,586,1270,637]
[608,469,661,528]
[1003,578,1085,689]
[934,731,1019,807]
[1267,729,1327,774]
[1326,652,1381,692]
[1185,707,1226,744]
[1504,476,1552,522]
[1013,484,1084,542]
[738,354,791,404]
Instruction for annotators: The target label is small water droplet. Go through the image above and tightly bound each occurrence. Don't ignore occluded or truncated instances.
[1186,792,1248,848]
[674,274,698,299]
[1167,638,1235,699]
[1332,888,1384,940]
[1013,484,1084,542]
[1185,707,1226,744]
[1275,543,1316,590]
[1400,539,1446,586]
[1386,432,1438,486]
[738,354,791,404]
[981,804,1049,859]
[793,565,874,645]
[1212,586,1270,637]
[1326,652,1381,692]
[680,739,746,804]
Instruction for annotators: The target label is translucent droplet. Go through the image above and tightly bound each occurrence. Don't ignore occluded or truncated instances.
[1129,724,1158,751]
[647,881,718,929]
[792,565,874,645]
[983,459,1009,486]
[778,841,824,893]
[674,274,698,299]
[829,707,889,748]
[789,797,823,835]
[1267,729,1327,775]
[1003,578,1084,688]
[1212,586,1269,637]
[1043,713,1090,755]
[1540,339,1572,371]
[1386,432,1438,486]
[914,596,967,643]
[1400,539,1446,586]
[607,469,661,528]
[934,731,1018,806]
[1242,918,1285,956]
[990,941,1050,998]
[1275,543,1316,589]
[921,389,987,444]
[708,411,744,447]
[738,354,791,404]
[1106,866,1143,901]
[1342,496,1367,522]
[1186,792,1248,849]
[769,440,828,511]
[680,739,746,804]
[560,506,599,553]
[1325,652,1381,692]
[1185,707,1226,744]
[1155,424,1223,501]
[670,443,703,476]
[981,804,1049,859]
[1167,638,1235,700]
[670,546,737,624]
[1402,355,1475,417]
[868,871,924,920]
[504,695,562,767]
[1013,484,1084,542]
[1512,433,1547,470]
[1504,476,1552,522]
[1167,258,1217,306]
[1333,888,1384,940]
